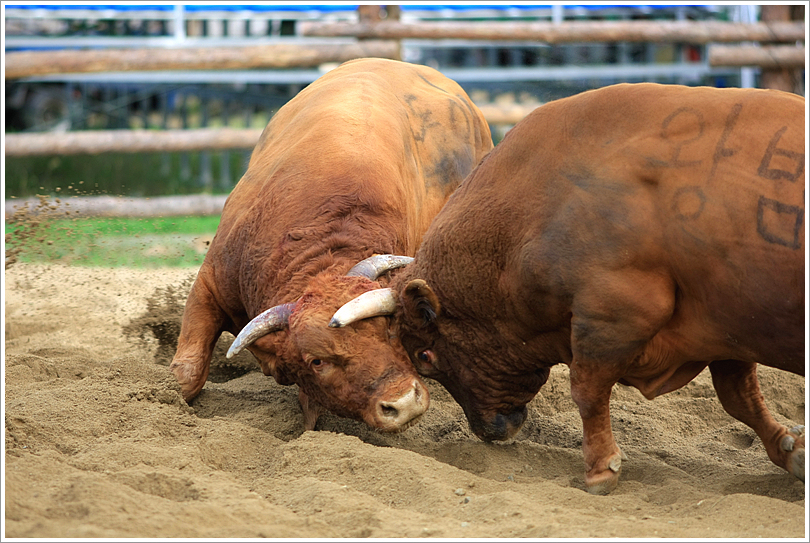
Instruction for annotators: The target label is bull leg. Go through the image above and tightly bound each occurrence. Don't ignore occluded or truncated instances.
[169,276,225,402]
[298,389,326,431]
[567,272,674,494]
[569,363,625,495]
[709,360,805,481]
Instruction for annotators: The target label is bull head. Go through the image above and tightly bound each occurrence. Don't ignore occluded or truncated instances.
[227,254,413,358]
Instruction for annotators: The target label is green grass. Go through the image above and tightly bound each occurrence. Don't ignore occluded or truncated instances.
[6,215,221,268]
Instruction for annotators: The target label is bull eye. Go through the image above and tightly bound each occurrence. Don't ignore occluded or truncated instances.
[414,349,440,376]
[416,349,435,365]
[306,356,328,371]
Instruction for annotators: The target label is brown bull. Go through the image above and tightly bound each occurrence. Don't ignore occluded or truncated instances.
[331,83,805,493]
[170,58,492,431]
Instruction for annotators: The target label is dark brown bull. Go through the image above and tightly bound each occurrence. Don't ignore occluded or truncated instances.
[331,83,805,492]
[170,58,492,431]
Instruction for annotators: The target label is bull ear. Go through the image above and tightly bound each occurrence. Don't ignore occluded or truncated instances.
[402,279,440,327]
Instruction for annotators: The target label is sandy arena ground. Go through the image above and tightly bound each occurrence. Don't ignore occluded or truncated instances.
[4,262,806,538]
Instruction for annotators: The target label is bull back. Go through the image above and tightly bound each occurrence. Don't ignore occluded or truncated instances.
[214,58,492,317]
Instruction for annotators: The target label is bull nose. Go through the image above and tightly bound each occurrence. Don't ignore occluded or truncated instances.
[375,379,429,429]
[472,407,527,442]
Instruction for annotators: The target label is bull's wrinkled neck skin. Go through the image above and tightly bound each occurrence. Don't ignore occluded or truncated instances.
[234,184,407,320]
[390,123,578,434]
[263,223,399,312]
[391,244,552,430]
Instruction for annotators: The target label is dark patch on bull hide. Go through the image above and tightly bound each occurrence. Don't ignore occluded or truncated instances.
[426,147,475,188]
[658,107,705,168]
[446,96,472,133]
[757,126,804,183]
[562,166,634,197]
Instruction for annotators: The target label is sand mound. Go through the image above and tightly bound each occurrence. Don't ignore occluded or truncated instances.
[4,263,805,538]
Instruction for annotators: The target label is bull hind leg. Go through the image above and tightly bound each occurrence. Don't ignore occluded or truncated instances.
[169,276,226,402]
[709,360,805,482]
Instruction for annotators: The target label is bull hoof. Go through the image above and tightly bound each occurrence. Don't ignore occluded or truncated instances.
[783,425,805,482]
[585,454,622,495]
[168,361,202,402]
[298,390,325,431]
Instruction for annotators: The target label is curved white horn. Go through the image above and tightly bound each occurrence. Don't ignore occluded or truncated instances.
[346,254,413,280]
[329,288,397,328]
[226,302,296,358]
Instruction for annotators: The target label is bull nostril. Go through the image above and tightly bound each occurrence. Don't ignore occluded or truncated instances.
[374,382,428,427]
[380,403,399,419]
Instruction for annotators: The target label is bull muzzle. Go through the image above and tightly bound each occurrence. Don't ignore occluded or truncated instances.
[371,378,429,431]
[468,406,528,442]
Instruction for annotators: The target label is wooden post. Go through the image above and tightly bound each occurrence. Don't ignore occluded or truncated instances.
[358,5,401,23]
[759,5,803,93]
[358,5,384,23]
[357,5,401,61]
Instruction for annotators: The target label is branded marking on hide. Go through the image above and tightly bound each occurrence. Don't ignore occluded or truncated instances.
[757,126,805,183]
[671,186,707,221]
[756,196,804,249]
[404,94,440,143]
[708,103,742,181]
[659,107,705,168]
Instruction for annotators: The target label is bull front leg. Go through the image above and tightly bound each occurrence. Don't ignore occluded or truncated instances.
[169,276,225,402]
[709,359,805,482]
[569,361,626,495]
[563,267,675,493]
[298,389,327,431]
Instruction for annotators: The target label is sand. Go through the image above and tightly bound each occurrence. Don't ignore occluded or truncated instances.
[3,262,806,538]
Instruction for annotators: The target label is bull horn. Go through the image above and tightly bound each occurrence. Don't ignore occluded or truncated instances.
[226,302,296,358]
[329,288,397,328]
[346,254,413,280]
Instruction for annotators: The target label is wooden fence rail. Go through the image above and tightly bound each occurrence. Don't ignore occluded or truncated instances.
[4,102,541,157]
[6,20,804,80]
[5,128,265,157]
[4,41,399,79]
[709,44,807,68]
[5,194,229,218]
[299,20,805,44]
